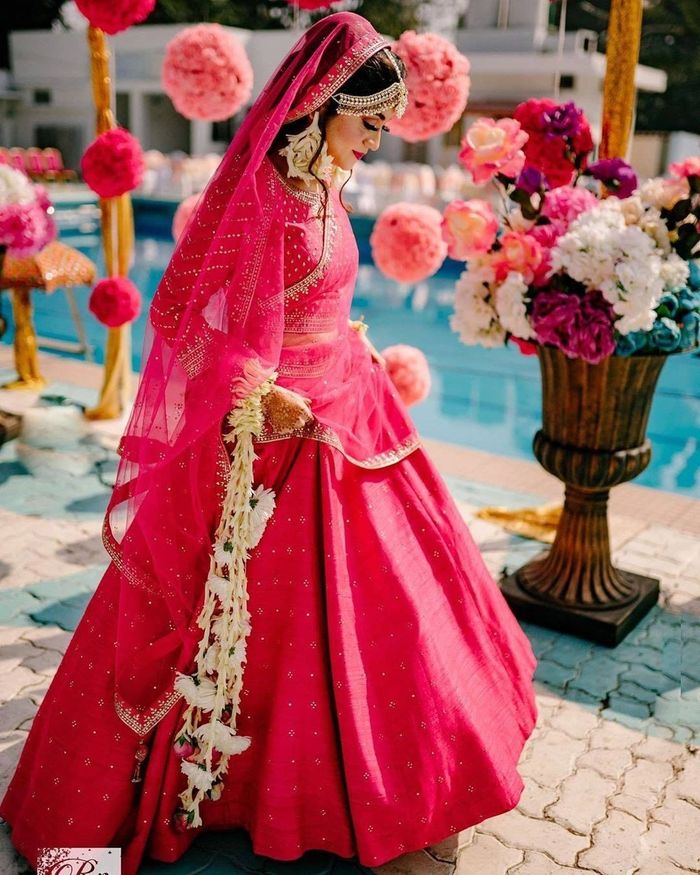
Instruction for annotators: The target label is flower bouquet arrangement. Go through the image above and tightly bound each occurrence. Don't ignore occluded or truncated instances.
[444,98,700,364]
[0,165,56,263]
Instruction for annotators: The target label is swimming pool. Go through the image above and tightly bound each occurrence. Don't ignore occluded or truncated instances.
[2,223,699,498]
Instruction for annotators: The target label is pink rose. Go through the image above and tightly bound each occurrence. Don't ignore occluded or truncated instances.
[492,231,542,284]
[669,156,700,179]
[173,736,195,759]
[441,199,498,260]
[458,118,528,185]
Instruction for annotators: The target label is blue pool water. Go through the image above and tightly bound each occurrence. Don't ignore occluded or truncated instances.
[2,223,699,498]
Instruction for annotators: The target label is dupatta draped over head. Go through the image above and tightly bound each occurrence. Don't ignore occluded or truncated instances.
[105,13,390,737]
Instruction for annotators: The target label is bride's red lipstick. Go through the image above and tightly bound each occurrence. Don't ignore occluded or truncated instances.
[352,150,365,159]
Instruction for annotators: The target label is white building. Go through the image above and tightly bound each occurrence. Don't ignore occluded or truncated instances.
[4,0,666,171]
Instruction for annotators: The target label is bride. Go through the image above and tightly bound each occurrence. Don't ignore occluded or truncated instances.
[1,12,537,874]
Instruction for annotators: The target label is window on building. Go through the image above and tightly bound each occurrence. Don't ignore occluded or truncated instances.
[560,75,576,90]
[33,89,51,105]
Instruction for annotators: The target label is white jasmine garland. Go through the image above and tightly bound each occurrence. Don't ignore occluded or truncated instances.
[193,720,252,756]
[174,673,218,712]
[206,572,229,601]
[180,760,216,793]
[494,272,535,340]
[173,376,277,831]
[249,485,276,548]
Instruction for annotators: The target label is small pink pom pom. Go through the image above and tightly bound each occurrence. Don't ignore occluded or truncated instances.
[81,128,145,198]
[371,203,447,283]
[172,193,200,242]
[89,276,141,327]
[382,344,431,407]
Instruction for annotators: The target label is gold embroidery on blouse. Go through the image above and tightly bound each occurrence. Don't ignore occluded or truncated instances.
[284,207,337,302]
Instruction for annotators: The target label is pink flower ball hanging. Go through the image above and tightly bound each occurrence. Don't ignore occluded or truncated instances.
[81,128,145,198]
[74,0,155,36]
[172,193,201,242]
[0,202,56,258]
[89,276,142,328]
[389,31,470,143]
[286,0,339,8]
[371,203,447,283]
[382,344,432,407]
[162,24,254,122]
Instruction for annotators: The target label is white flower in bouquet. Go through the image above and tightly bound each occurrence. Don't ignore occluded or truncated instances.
[659,253,690,289]
[552,201,672,335]
[638,176,689,212]
[638,208,672,253]
[0,166,35,207]
[450,265,505,347]
[613,296,659,335]
[494,272,535,339]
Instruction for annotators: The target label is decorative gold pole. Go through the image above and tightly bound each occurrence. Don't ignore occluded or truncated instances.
[599,0,643,160]
[6,288,47,389]
[84,25,134,421]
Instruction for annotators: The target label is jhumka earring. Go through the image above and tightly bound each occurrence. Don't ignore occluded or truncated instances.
[278,111,335,185]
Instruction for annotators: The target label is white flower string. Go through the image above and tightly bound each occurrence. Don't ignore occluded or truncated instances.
[278,111,336,186]
[172,375,277,829]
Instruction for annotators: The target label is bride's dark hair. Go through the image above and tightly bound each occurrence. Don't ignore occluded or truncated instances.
[269,48,406,212]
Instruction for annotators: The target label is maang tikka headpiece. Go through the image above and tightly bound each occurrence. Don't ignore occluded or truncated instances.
[331,52,408,119]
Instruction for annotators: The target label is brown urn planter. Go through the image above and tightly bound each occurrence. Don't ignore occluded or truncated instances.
[500,345,667,646]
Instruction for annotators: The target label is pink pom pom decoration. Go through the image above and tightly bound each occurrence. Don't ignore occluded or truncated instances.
[74,0,155,36]
[0,202,56,258]
[389,31,470,143]
[382,344,432,407]
[286,0,339,8]
[162,24,254,122]
[81,128,145,198]
[172,193,201,242]
[371,203,447,283]
[89,276,142,327]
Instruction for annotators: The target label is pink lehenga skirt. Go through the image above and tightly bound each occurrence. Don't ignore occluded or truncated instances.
[1,434,537,873]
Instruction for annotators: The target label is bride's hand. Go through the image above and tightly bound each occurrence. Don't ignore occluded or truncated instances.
[262,385,313,433]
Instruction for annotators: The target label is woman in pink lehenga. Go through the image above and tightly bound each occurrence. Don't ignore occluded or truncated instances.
[1,13,537,873]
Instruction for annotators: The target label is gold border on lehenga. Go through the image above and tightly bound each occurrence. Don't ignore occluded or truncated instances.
[255,422,422,469]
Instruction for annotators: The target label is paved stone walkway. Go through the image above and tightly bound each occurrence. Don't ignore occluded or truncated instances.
[0,364,698,875]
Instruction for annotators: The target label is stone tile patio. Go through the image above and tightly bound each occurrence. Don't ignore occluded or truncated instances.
[0,350,698,875]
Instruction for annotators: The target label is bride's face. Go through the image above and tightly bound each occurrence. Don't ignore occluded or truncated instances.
[324,106,397,171]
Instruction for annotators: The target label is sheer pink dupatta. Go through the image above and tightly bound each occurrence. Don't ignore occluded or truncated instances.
[104,14,390,741]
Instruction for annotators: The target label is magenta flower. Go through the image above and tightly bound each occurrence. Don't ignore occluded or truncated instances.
[532,289,616,364]
[588,158,638,199]
[516,167,548,195]
[543,102,587,140]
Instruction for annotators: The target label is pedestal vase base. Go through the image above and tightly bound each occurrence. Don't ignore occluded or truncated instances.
[500,555,659,647]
